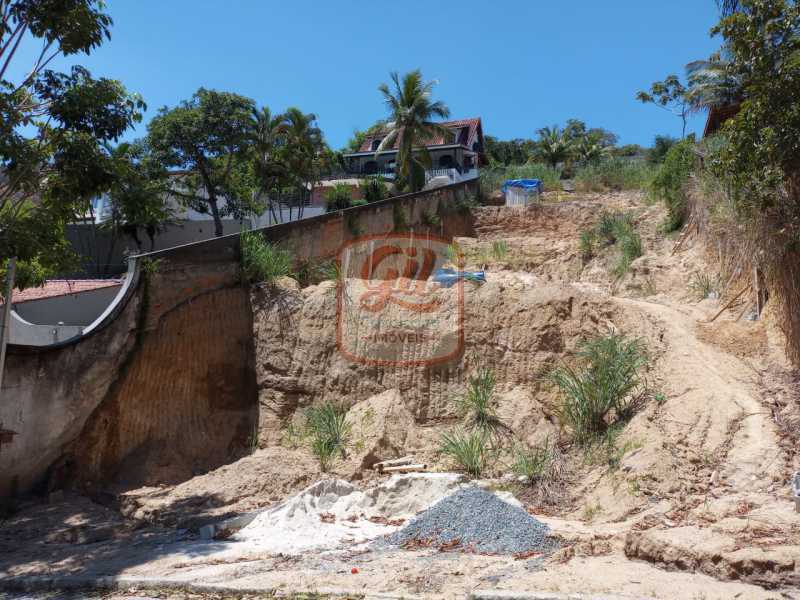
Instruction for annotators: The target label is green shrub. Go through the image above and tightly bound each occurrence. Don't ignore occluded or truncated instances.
[454,367,507,434]
[439,428,489,477]
[550,334,646,445]
[492,240,509,260]
[574,158,656,192]
[646,135,679,165]
[511,438,554,483]
[580,211,642,277]
[650,139,696,232]
[317,259,342,283]
[421,208,441,228]
[325,183,356,212]
[240,231,293,284]
[689,272,720,300]
[579,229,596,261]
[393,204,409,232]
[305,401,352,472]
[362,177,388,203]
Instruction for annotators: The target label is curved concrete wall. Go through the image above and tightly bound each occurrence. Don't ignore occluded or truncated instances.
[0,180,477,497]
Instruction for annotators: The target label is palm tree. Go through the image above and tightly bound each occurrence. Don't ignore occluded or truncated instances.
[535,125,572,169]
[283,107,324,219]
[573,133,609,166]
[685,51,743,113]
[251,106,289,223]
[376,70,451,192]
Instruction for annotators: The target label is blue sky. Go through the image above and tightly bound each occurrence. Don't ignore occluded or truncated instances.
[15,1,722,148]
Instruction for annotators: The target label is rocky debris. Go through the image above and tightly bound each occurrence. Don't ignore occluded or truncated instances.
[388,487,558,555]
[625,525,800,588]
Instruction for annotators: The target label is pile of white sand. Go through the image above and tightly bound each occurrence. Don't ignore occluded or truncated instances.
[232,473,463,554]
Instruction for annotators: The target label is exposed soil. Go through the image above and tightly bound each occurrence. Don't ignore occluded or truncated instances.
[2,191,799,598]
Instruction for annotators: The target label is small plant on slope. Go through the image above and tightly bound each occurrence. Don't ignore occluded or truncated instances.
[439,428,489,477]
[240,231,293,284]
[511,438,553,483]
[492,240,509,261]
[550,334,646,445]
[454,367,509,436]
[305,401,352,472]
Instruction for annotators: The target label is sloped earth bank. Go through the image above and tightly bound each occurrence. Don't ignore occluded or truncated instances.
[2,191,799,599]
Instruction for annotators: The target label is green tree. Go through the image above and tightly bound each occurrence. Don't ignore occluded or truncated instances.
[646,135,679,164]
[535,125,572,169]
[105,141,175,251]
[376,70,451,192]
[282,107,325,220]
[636,75,691,138]
[251,105,289,224]
[0,0,145,289]
[147,88,256,237]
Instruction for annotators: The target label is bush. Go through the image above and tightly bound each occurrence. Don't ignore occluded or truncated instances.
[650,139,696,231]
[421,208,441,228]
[646,135,678,165]
[362,177,388,203]
[492,240,509,260]
[240,231,293,284]
[574,158,656,192]
[550,334,646,445]
[325,183,356,212]
[305,401,352,472]
[453,367,507,434]
[439,428,489,477]
[580,211,643,277]
[511,438,554,483]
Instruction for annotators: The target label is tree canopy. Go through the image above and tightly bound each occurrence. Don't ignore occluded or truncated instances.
[0,0,145,288]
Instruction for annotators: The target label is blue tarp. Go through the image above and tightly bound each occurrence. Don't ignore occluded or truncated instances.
[501,179,544,194]
[433,267,486,287]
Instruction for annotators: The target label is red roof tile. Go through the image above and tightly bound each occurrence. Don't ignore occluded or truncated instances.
[356,117,484,153]
[11,279,123,304]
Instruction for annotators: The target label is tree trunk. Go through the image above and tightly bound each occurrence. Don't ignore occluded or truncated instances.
[207,192,224,237]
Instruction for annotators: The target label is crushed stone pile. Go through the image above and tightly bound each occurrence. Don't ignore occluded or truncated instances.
[388,486,557,555]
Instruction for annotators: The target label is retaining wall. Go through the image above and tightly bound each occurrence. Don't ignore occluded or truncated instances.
[0,180,477,496]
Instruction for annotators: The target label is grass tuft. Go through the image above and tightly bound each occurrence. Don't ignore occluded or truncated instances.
[305,401,352,472]
[240,231,293,284]
[439,428,489,477]
[551,334,647,445]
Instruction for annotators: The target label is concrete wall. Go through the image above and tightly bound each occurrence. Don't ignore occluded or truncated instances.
[14,285,122,326]
[0,180,477,497]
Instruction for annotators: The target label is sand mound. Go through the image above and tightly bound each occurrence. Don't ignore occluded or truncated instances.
[232,473,464,554]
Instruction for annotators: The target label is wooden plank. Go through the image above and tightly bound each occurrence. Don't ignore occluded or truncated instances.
[373,455,414,470]
[708,285,751,323]
[382,464,428,473]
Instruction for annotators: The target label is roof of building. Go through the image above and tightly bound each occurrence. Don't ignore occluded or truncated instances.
[703,104,740,138]
[11,279,123,304]
[355,117,484,153]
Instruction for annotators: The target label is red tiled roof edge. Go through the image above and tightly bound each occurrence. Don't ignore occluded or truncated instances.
[356,118,483,153]
[10,279,123,304]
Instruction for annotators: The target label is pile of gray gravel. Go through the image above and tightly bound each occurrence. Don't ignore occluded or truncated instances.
[387,486,557,555]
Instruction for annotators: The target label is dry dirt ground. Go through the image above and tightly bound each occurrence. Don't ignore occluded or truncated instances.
[2,191,800,599]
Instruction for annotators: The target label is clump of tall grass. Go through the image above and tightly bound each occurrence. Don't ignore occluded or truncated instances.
[650,139,695,232]
[574,158,657,192]
[550,334,647,445]
[439,428,490,477]
[579,211,643,277]
[421,208,441,228]
[240,231,293,284]
[689,272,720,300]
[492,240,509,261]
[305,401,352,472]
[317,259,342,283]
[453,367,508,435]
[511,438,554,483]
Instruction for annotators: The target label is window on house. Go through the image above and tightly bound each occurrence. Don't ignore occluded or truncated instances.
[371,138,382,152]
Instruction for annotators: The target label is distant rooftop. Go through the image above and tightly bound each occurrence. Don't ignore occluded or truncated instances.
[354,117,484,153]
[11,279,123,304]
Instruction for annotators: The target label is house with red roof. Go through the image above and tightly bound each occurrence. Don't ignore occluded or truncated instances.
[341,117,486,182]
